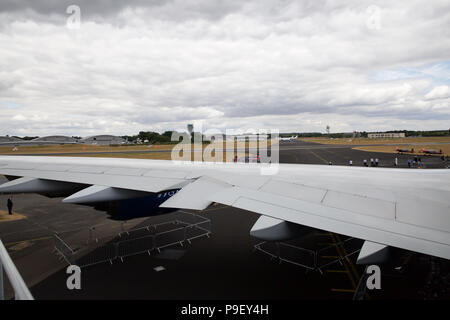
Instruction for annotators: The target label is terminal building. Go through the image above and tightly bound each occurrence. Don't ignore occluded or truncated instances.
[79,135,127,146]
[367,132,405,139]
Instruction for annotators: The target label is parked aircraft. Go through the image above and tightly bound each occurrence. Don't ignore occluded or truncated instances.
[396,147,414,153]
[421,149,443,155]
[278,135,298,141]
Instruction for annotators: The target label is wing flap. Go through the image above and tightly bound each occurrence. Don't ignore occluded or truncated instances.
[160,176,232,210]
[209,186,450,260]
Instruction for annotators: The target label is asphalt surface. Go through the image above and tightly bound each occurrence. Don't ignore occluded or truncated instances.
[0,140,449,300]
[277,140,447,168]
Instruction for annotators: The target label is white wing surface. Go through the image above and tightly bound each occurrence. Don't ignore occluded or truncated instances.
[0,156,449,260]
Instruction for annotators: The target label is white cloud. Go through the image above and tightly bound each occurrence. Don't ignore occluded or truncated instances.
[0,0,449,136]
[425,85,450,100]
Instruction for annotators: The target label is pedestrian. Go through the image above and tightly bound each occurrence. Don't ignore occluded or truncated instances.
[363,159,368,167]
[7,196,13,215]
[349,160,353,166]
[328,161,332,165]
[370,158,374,166]
[407,159,411,168]
[375,158,379,167]
[394,157,398,166]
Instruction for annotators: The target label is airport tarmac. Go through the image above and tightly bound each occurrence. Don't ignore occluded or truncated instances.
[0,140,449,300]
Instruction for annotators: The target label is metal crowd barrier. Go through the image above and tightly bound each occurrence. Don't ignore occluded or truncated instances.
[53,234,75,265]
[254,241,316,271]
[0,239,33,300]
[53,212,212,268]
[253,236,361,274]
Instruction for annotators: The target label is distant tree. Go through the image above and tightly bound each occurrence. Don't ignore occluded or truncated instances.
[20,136,39,140]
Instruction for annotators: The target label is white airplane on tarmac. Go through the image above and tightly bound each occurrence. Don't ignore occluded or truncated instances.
[278,135,298,141]
[0,156,449,264]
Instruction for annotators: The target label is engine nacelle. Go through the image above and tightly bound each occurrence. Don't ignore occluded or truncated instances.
[250,215,310,241]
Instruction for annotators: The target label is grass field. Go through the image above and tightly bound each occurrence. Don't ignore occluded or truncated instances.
[300,136,450,145]
[0,143,175,155]
[0,140,273,155]
[0,140,275,162]
[0,144,254,161]
[47,151,250,161]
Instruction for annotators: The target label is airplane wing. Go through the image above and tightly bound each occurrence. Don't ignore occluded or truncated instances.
[0,156,449,260]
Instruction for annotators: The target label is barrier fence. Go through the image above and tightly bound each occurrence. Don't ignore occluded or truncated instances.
[253,236,361,273]
[53,211,211,268]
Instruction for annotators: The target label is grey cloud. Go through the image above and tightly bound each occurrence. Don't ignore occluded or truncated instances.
[0,0,449,136]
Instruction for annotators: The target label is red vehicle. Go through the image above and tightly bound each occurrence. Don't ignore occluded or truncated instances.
[420,148,443,155]
[235,155,261,163]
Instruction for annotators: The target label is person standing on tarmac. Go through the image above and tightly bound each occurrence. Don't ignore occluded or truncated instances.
[363,159,368,167]
[7,196,13,215]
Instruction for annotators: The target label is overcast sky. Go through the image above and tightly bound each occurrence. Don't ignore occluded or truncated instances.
[0,0,449,137]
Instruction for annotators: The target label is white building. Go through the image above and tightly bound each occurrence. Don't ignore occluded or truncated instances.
[367,132,405,139]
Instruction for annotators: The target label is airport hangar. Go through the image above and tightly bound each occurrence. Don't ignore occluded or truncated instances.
[0,135,126,146]
[79,135,127,145]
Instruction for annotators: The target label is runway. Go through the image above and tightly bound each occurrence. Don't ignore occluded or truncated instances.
[0,141,449,300]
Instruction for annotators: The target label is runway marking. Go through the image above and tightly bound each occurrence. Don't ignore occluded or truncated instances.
[0,210,27,222]
[326,269,348,274]
[331,288,356,293]
[335,234,360,280]
[314,232,332,236]
[330,233,357,289]
[307,151,329,164]
[318,242,338,246]
[7,240,34,251]
[5,236,53,247]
